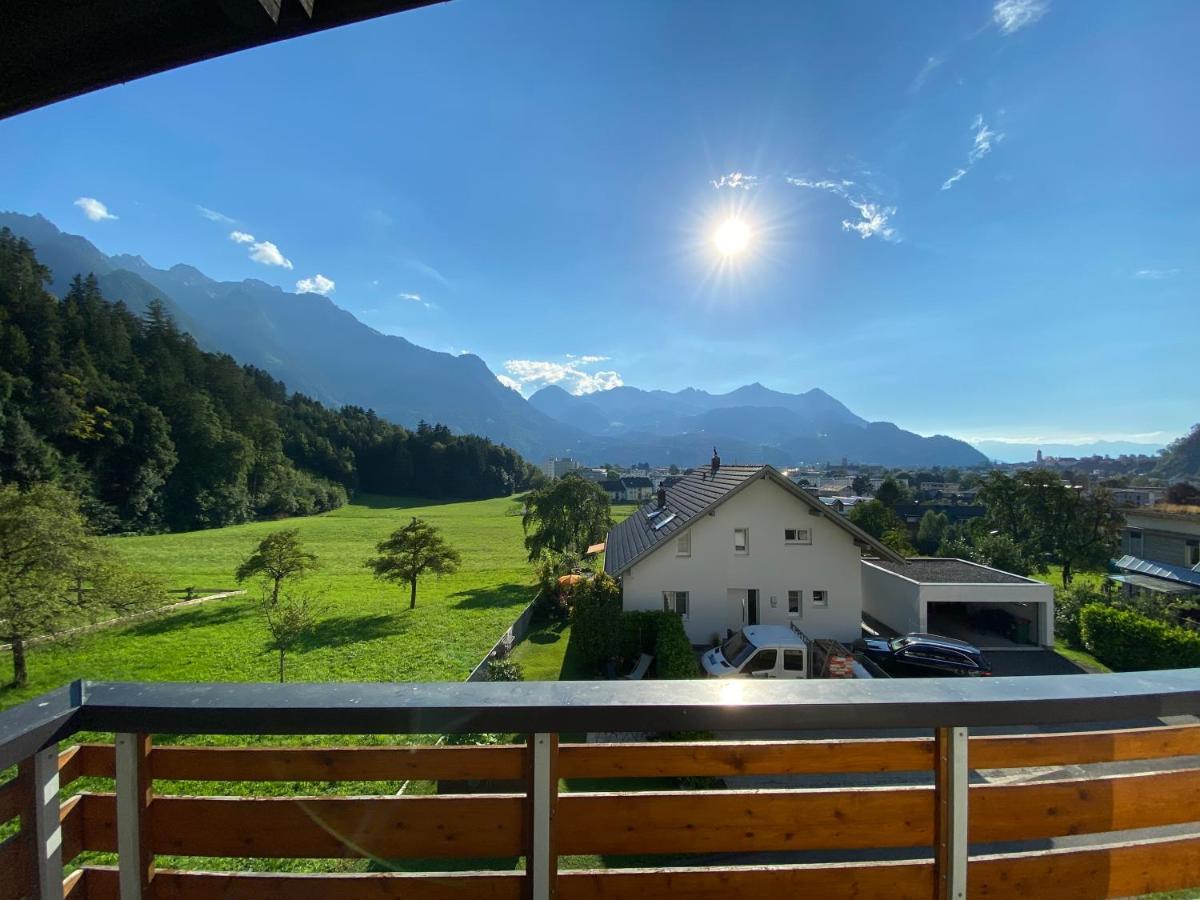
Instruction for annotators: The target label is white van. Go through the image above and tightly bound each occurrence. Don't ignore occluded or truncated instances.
[701,625,810,679]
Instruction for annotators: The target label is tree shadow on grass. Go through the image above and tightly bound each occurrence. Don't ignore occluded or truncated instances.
[294,614,410,651]
[450,583,532,610]
[121,601,249,638]
[352,493,500,511]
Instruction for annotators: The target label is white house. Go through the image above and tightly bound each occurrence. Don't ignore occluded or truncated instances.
[603,463,902,645]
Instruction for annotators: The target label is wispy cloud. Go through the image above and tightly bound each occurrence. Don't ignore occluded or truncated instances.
[993,0,1048,34]
[711,171,758,190]
[496,374,522,391]
[786,177,898,241]
[405,258,451,289]
[74,197,117,222]
[941,114,1004,190]
[229,230,255,244]
[398,291,435,309]
[249,240,293,269]
[910,55,944,93]
[197,205,235,224]
[296,274,335,295]
[503,356,622,395]
[1133,268,1181,280]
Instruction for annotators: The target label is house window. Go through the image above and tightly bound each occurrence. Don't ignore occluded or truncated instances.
[662,590,689,619]
[784,527,812,545]
[734,528,749,555]
[676,531,691,557]
[787,590,802,616]
[812,590,828,609]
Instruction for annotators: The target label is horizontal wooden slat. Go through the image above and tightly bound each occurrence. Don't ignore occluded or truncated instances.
[0,776,20,825]
[71,743,115,780]
[62,868,85,899]
[971,723,1200,769]
[557,860,934,899]
[559,738,934,778]
[969,832,1200,898]
[57,744,83,790]
[971,767,1200,842]
[557,787,933,855]
[63,743,525,783]
[60,793,83,865]
[77,867,523,900]
[78,792,525,859]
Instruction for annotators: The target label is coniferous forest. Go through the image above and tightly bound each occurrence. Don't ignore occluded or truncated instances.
[0,229,541,533]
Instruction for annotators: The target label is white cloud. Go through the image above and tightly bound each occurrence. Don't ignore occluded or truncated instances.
[787,177,898,241]
[496,374,522,391]
[941,115,1004,190]
[711,171,758,190]
[249,240,293,269]
[198,205,234,224]
[74,197,117,222]
[940,168,968,191]
[296,273,335,295]
[398,291,435,309]
[841,201,896,240]
[993,0,1048,34]
[229,230,255,244]
[910,55,944,93]
[1134,268,1180,280]
[502,356,622,395]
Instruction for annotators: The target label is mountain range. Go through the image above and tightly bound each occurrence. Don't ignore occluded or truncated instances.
[1,212,987,468]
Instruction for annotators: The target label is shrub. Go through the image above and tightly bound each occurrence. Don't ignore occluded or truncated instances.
[1054,585,1106,649]
[486,659,524,682]
[653,613,698,679]
[1080,604,1200,671]
[569,574,623,669]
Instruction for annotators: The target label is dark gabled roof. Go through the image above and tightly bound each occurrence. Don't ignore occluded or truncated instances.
[2,0,441,120]
[622,476,653,488]
[604,464,903,576]
[599,480,626,493]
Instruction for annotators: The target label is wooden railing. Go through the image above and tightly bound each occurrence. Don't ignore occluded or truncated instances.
[4,723,1200,898]
[2,675,1200,899]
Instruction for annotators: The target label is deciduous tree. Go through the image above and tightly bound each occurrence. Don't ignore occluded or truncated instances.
[236,528,319,607]
[365,517,461,609]
[521,474,612,561]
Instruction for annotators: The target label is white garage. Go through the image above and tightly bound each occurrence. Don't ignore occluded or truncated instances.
[862,558,1055,649]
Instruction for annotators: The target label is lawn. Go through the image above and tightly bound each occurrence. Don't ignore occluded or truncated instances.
[1035,565,1107,591]
[0,493,537,709]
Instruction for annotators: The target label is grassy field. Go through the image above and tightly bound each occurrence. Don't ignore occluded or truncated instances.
[1035,564,1107,592]
[0,494,537,710]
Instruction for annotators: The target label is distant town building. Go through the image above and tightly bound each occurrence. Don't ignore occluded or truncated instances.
[621,476,655,501]
[1108,487,1166,508]
[542,457,581,479]
[598,479,627,502]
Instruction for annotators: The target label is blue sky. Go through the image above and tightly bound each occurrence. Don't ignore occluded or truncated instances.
[0,0,1196,448]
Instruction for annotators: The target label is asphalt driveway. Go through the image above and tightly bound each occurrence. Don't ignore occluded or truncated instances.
[986,649,1085,676]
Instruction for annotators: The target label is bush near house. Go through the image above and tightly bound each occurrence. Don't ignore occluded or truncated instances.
[571,584,697,678]
[570,574,624,668]
[1054,584,1107,649]
[652,614,699,679]
[1080,604,1200,671]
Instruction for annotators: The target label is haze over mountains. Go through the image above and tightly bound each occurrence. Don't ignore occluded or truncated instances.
[3,212,989,467]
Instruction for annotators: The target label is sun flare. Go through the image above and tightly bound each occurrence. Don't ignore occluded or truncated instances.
[713,218,751,256]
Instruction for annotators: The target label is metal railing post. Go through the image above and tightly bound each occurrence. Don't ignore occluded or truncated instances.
[115,732,154,900]
[934,725,968,900]
[525,732,558,900]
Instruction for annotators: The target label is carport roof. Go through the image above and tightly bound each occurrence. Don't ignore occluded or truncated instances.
[866,557,1036,585]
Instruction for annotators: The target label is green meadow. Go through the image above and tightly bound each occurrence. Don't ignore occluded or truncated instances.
[0,494,537,709]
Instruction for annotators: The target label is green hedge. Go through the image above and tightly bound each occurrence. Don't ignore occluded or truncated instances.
[652,612,699,679]
[1080,604,1200,671]
[572,591,698,678]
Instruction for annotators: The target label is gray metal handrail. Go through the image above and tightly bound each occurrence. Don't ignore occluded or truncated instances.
[3,670,1200,769]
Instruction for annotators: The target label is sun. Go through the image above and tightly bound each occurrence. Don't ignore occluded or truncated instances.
[713,217,751,256]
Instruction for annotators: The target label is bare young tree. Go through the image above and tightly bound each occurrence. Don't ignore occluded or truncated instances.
[259,588,323,682]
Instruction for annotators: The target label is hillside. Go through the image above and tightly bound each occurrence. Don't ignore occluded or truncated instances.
[1156,424,1200,481]
[0,212,580,461]
[0,228,539,532]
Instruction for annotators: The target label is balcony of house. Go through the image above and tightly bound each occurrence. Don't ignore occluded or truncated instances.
[2,673,1200,899]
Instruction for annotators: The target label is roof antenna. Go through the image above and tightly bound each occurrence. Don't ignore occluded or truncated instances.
[711,446,721,477]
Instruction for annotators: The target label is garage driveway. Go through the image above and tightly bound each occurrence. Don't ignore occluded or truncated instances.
[986,649,1085,676]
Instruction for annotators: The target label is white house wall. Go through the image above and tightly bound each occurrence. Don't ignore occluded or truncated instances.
[621,476,866,645]
[861,562,924,635]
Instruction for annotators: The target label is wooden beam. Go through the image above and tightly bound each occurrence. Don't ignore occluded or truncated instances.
[933,726,967,900]
[32,745,64,900]
[556,787,933,855]
[970,722,1200,768]
[525,733,558,900]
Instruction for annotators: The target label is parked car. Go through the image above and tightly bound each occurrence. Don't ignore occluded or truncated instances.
[854,633,991,677]
[702,625,810,679]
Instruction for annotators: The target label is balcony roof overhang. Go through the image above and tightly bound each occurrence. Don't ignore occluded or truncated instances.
[0,0,444,120]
